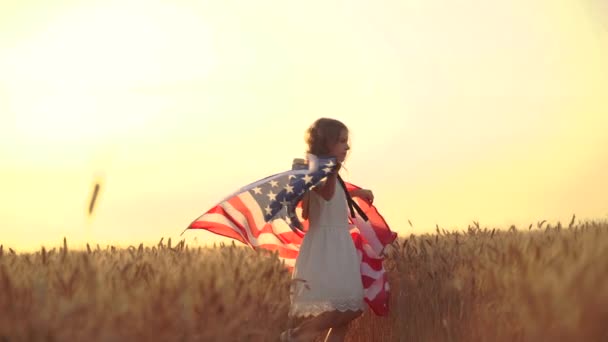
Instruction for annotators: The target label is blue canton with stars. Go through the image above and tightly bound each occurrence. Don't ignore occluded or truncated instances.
[247,157,337,232]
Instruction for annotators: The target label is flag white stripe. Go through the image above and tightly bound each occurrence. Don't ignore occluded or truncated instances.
[353,216,383,256]
[218,201,259,242]
[238,192,267,232]
[364,276,384,300]
[361,242,377,258]
[271,218,297,235]
[361,262,384,279]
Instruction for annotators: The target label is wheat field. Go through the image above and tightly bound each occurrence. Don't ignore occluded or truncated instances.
[1,219,607,341]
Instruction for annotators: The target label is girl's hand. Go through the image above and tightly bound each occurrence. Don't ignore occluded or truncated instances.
[354,189,374,204]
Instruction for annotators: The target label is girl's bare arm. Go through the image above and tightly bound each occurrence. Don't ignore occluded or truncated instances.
[301,191,310,220]
[349,188,374,203]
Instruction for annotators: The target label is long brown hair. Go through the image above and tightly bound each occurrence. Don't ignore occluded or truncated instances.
[305,118,348,156]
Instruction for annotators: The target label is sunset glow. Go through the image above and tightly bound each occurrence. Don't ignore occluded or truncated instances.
[1,0,607,251]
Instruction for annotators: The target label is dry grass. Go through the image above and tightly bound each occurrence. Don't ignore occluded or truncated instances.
[1,219,607,341]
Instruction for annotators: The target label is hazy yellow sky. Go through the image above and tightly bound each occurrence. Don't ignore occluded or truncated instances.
[1,0,607,251]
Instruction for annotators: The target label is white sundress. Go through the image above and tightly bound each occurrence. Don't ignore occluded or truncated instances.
[289,182,366,317]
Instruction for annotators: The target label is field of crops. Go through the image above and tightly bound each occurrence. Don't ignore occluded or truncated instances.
[1,219,606,341]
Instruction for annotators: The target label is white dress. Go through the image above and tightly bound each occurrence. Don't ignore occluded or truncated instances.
[289,182,366,317]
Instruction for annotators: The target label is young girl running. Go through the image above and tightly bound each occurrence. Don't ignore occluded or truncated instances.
[281,118,375,342]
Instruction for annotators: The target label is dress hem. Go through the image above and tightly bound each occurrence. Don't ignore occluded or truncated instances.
[288,300,366,318]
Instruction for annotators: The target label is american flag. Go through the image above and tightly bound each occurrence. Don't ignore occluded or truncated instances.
[186,155,397,316]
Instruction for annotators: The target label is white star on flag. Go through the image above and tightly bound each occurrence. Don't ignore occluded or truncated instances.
[303,174,313,184]
[284,184,294,194]
[267,191,277,201]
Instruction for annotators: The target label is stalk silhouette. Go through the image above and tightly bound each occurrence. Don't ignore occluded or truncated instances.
[88,182,101,216]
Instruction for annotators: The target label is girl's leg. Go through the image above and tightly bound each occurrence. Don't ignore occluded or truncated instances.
[333,310,362,327]
[323,326,347,342]
[323,310,362,342]
[290,311,339,341]
[290,310,362,342]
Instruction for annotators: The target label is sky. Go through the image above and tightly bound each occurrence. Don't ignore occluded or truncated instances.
[1,0,607,251]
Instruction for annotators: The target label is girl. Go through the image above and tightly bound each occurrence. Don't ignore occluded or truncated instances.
[281,118,375,342]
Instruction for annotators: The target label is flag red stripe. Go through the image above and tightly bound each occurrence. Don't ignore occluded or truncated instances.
[189,220,249,246]
[275,230,304,243]
[362,275,375,288]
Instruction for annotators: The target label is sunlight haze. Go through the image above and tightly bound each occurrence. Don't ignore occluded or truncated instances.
[1,0,607,251]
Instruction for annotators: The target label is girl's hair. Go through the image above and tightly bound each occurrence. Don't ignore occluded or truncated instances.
[305,118,348,156]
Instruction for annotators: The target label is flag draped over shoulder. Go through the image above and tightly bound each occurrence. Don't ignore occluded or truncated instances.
[186,156,397,316]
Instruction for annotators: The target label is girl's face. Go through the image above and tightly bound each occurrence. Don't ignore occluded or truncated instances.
[328,128,350,162]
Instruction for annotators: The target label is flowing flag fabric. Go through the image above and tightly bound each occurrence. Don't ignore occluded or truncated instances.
[186,155,397,316]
